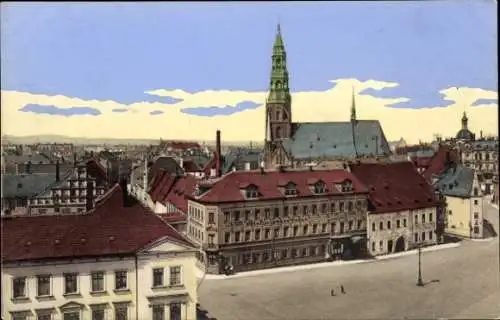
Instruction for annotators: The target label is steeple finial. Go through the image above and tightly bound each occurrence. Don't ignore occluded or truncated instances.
[350,86,357,121]
[461,111,468,129]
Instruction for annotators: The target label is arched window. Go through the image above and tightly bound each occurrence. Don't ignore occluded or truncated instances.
[275,127,282,139]
[276,81,282,89]
[276,110,281,120]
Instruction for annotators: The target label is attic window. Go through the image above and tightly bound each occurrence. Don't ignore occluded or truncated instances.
[313,181,326,194]
[245,186,259,199]
[284,182,297,196]
[341,180,353,192]
[17,183,23,189]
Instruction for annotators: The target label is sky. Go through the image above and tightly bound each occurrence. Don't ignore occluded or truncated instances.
[1,1,498,144]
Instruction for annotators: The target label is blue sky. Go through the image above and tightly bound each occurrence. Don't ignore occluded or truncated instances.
[1,1,497,117]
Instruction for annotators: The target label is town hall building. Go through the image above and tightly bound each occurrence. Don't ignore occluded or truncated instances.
[263,25,392,169]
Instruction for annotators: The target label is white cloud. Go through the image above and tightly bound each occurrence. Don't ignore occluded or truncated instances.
[1,79,497,144]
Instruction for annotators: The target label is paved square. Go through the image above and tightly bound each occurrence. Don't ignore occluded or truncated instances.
[198,203,500,320]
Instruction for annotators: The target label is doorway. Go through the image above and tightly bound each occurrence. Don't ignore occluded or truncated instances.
[395,236,405,253]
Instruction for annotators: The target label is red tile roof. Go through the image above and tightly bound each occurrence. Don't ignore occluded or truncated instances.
[157,213,187,224]
[164,141,201,150]
[193,169,368,203]
[1,184,193,263]
[148,172,198,213]
[182,160,202,172]
[349,161,440,214]
[410,156,433,169]
[422,145,460,181]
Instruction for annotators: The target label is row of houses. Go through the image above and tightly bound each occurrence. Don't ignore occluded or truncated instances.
[1,184,201,320]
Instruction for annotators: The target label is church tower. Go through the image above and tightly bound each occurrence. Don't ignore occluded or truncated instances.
[265,24,292,142]
[264,24,292,167]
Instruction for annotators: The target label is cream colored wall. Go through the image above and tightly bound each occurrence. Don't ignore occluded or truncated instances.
[137,242,199,320]
[367,210,411,256]
[2,258,137,320]
[446,196,471,237]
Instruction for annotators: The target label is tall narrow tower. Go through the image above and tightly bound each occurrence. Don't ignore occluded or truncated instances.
[265,23,292,143]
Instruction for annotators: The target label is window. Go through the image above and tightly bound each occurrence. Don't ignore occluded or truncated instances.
[64,312,80,320]
[283,206,289,217]
[38,312,53,320]
[379,221,383,230]
[422,232,426,241]
[255,209,261,219]
[265,208,271,219]
[293,226,298,236]
[429,213,433,222]
[170,303,182,320]
[13,277,26,298]
[274,228,280,238]
[152,305,164,320]
[265,229,271,239]
[429,231,433,240]
[372,223,375,231]
[331,222,336,234]
[255,229,261,240]
[115,304,128,320]
[36,275,52,298]
[312,205,317,214]
[321,224,327,233]
[90,272,104,292]
[274,208,280,218]
[64,273,78,294]
[314,182,326,194]
[473,188,479,196]
[403,219,407,227]
[414,233,418,242]
[153,268,164,287]
[303,205,309,215]
[396,220,400,229]
[379,240,383,250]
[284,183,297,196]
[245,210,251,220]
[474,199,479,205]
[233,211,240,221]
[92,309,105,320]
[282,249,289,258]
[283,226,289,237]
[422,214,426,223]
[235,231,241,242]
[115,271,127,290]
[312,224,318,233]
[208,212,215,224]
[347,201,353,211]
[224,212,230,223]
[169,266,181,286]
[357,220,362,229]
[474,226,480,233]
[474,212,479,219]
[224,232,231,243]
[387,221,391,230]
[339,202,345,211]
[303,225,309,235]
[372,242,375,252]
[291,248,298,257]
[339,222,344,234]
[348,221,353,230]
[246,188,258,199]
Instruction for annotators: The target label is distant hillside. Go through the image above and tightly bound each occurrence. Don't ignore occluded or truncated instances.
[1,134,264,148]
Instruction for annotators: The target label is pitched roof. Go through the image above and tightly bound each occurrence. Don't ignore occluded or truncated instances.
[182,160,202,172]
[148,156,183,183]
[1,174,57,198]
[157,213,187,224]
[194,169,368,203]
[162,141,201,150]
[422,145,460,181]
[1,185,193,263]
[148,172,197,213]
[435,165,475,198]
[284,120,391,160]
[349,161,440,214]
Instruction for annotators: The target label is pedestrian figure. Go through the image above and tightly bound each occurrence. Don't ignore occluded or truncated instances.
[340,285,345,294]
[330,289,336,296]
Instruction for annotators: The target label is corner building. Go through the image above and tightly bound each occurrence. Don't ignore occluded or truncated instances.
[185,168,370,274]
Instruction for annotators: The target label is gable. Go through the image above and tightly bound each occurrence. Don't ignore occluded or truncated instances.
[144,237,192,253]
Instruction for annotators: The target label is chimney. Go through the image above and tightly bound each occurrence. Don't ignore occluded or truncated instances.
[120,178,130,207]
[215,130,222,177]
[480,130,483,139]
[56,160,60,181]
[86,180,94,211]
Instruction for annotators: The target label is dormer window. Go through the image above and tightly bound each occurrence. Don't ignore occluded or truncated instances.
[341,179,353,192]
[313,181,326,194]
[284,182,297,196]
[245,186,259,199]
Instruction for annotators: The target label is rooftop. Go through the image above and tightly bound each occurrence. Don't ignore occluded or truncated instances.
[435,165,476,198]
[2,185,193,263]
[148,172,198,213]
[192,169,368,203]
[349,161,440,214]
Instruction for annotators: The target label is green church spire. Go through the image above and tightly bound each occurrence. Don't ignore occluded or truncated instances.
[268,23,290,103]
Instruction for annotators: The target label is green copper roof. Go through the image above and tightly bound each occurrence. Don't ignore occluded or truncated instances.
[282,120,392,160]
[268,24,290,103]
[435,165,474,197]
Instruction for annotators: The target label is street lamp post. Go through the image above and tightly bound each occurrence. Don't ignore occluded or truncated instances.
[416,244,424,287]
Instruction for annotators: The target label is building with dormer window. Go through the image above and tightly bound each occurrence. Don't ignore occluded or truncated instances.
[184,168,370,274]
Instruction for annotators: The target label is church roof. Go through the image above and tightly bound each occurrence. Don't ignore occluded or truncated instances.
[283,120,391,160]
